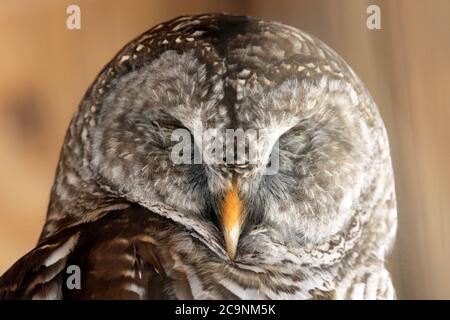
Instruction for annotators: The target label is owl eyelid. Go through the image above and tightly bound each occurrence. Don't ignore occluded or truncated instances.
[279,123,313,156]
[153,119,188,131]
[280,124,308,139]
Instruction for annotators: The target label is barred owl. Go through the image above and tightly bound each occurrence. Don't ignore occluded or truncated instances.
[0,14,397,299]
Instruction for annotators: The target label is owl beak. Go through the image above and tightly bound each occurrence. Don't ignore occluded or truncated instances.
[220,176,242,260]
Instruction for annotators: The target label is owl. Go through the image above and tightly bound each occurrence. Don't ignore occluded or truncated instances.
[0,14,397,299]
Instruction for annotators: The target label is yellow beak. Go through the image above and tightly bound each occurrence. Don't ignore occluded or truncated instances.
[220,177,242,260]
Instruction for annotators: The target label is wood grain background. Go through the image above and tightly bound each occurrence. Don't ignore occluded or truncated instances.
[0,0,449,299]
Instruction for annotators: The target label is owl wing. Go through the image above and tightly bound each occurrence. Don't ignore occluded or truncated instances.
[0,206,179,299]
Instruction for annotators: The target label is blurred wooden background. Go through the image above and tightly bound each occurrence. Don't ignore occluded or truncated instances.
[0,0,449,299]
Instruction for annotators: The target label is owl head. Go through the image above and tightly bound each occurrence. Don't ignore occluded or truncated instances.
[45,14,393,261]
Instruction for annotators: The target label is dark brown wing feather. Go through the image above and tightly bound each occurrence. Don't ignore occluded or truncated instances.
[0,231,78,299]
[0,206,174,299]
